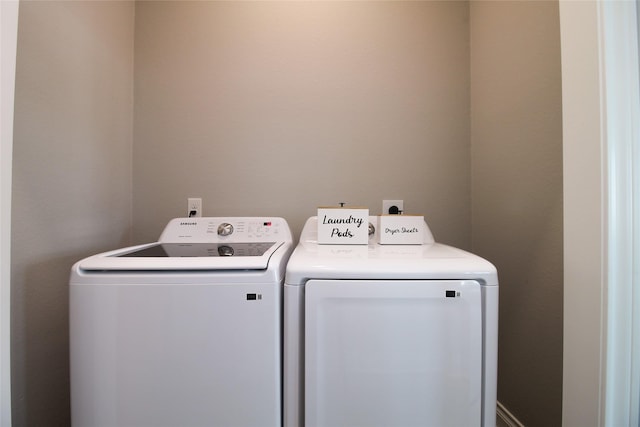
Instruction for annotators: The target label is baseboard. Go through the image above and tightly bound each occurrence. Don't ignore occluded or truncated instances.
[497,401,525,427]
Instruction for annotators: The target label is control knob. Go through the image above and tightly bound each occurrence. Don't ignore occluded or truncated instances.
[217,223,234,236]
[218,245,234,256]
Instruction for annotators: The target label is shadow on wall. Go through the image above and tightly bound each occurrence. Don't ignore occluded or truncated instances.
[11,249,115,426]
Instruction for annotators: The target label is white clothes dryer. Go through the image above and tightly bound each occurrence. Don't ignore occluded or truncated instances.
[70,217,293,427]
[284,216,498,427]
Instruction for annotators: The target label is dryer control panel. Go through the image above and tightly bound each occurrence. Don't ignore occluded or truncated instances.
[159,217,291,243]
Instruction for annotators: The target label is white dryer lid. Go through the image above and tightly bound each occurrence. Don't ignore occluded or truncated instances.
[285,216,498,285]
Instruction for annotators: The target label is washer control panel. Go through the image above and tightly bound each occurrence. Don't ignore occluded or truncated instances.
[159,217,290,243]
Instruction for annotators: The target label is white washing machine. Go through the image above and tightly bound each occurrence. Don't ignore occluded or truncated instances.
[284,216,498,427]
[70,217,293,427]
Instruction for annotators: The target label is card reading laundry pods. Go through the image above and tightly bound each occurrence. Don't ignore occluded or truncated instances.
[317,207,369,245]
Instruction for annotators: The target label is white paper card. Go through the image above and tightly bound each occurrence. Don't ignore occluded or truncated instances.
[378,215,424,245]
[317,207,369,245]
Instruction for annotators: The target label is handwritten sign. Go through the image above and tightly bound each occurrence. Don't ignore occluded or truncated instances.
[378,215,424,245]
[317,207,369,245]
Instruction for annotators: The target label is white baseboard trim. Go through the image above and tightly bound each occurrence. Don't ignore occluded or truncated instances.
[497,401,525,427]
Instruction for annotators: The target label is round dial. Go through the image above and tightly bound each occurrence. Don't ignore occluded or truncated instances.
[218,245,234,257]
[217,223,234,236]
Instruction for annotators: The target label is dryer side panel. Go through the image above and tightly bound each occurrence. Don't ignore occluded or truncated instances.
[305,279,483,427]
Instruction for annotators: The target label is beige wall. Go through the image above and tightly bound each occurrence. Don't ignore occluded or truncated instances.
[470,1,563,426]
[10,1,565,426]
[559,2,605,425]
[11,1,134,425]
[132,1,472,246]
